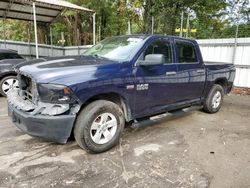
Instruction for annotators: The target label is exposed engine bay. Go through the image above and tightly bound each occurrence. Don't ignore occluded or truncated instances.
[7,74,80,116]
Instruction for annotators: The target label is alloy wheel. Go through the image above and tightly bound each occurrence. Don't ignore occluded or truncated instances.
[1,78,19,95]
[90,112,118,144]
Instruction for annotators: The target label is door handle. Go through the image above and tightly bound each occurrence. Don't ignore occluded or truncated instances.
[166,71,177,76]
[197,69,205,73]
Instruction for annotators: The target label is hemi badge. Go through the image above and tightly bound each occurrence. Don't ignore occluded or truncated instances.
[126,85,135,90]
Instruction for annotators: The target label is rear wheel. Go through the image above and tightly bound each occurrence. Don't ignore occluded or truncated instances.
[0,76,19,97]
[74,100,125,153]
[203,84,224,113]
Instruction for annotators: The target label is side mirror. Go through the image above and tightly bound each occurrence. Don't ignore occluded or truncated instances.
[138,54,165,66]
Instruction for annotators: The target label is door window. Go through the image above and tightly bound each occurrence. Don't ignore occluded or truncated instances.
[176,41,198,63]
[143,39,172,64]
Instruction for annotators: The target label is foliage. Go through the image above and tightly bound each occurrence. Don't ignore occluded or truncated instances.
[0,20,29,42]
[0,0,249,45]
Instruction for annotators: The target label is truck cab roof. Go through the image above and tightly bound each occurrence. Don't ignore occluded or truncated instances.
[124,34,197,42]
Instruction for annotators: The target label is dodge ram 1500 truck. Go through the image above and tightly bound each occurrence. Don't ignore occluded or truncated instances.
[7,35,235,153]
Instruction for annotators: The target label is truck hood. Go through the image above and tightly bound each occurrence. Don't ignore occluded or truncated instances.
[16,55,120,84]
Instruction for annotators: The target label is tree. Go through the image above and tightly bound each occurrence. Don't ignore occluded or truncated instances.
[1,0,250,45]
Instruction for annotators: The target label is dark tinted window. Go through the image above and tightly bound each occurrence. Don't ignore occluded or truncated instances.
[176,41,197,63]
[0,53,23,60]
[143,39,172,64]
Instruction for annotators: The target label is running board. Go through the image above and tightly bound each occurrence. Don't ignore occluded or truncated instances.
[131,105,202,129]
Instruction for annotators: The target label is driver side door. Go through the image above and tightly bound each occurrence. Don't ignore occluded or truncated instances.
[133,38,179,118]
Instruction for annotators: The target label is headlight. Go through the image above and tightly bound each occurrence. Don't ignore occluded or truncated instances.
[37,84,77,104]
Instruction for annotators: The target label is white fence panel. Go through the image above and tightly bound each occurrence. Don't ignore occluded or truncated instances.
[0,40,91,58]
[64,46,92,56]
[198,38,250,88]
[0,40,64,59]
[234,68,250,88]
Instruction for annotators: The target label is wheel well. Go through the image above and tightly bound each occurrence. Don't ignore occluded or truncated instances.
[81,93,132,122]
[0,73,17,81]
[214,78,228,93]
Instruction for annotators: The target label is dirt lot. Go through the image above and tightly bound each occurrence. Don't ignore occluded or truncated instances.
[0,94,249,188]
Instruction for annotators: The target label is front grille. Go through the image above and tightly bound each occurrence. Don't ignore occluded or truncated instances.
[17,74,37,104]
[23,89,33,101]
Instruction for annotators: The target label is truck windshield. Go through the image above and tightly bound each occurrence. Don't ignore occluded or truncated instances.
[83,36,145,61]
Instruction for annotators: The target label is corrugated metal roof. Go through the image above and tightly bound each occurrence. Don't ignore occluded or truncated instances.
[0,0,94,23]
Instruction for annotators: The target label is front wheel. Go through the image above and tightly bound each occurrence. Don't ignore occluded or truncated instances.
[203,84,224,113]
[0,76,19,97]
[74,100,125,153]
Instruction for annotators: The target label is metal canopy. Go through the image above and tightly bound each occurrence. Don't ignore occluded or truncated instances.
[0,0,94,23]
[0,0,96,58]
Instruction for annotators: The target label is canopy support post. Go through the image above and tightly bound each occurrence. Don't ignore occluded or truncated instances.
[33,2,39,59]
[93,13,96,45]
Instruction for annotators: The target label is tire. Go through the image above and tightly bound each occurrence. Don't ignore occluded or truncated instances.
[203,84,224,114]
[74,100,125,153]
[0,75,19,97]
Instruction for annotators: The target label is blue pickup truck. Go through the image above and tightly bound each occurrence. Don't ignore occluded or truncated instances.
[7,35,235,153]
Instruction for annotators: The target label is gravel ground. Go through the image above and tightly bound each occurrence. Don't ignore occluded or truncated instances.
[0,94,249,188]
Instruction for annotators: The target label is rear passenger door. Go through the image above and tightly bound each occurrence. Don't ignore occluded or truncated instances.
[174,39,206,102]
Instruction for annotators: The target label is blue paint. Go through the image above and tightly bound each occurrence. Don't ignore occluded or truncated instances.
[17,35,236,120]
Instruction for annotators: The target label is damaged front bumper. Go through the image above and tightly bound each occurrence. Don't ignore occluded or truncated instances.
[7,90,79,144]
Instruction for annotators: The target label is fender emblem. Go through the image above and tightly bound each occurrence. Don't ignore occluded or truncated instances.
[136,84,149,91]
[126,85,135,90]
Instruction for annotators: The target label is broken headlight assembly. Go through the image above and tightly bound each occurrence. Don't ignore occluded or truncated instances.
[37,84,77,104]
